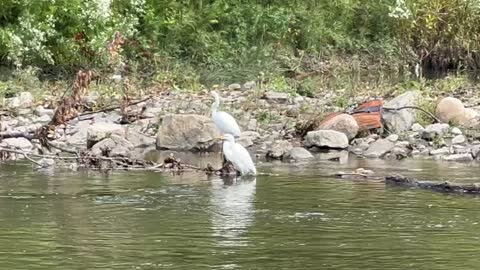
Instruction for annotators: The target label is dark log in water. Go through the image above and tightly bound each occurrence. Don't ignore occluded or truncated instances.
[385,174,480,195]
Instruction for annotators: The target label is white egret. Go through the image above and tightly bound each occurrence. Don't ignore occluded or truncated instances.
[211,91,241,138]
[218,134,256,176]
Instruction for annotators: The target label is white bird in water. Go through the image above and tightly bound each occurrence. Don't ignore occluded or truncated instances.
[218,134,256,176]
[211,91,241,138]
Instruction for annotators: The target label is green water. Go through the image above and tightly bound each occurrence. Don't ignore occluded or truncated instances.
[1,158,480,269]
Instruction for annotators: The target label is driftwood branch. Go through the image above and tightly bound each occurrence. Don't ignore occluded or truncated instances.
[383,106,441,123]
[385,174,480,195]
[79,96,153,117]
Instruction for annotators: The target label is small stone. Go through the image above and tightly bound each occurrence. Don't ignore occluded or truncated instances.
[452,135,466,145]
[247,119,257,131]
[364,139,395,158]
[243,81,256,90]
[283,147,314,161]
[451,127,462,135]
[387,134,399,142]
[411,123,425,132]
[422,123,450,140]
[304,130,349,149]
[228,83,242,90]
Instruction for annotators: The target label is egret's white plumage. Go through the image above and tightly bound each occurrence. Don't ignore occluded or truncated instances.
[220,134,256,176]
[211,91,241,138]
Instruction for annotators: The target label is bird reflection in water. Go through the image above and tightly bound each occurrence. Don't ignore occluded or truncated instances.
[209,175,256,247]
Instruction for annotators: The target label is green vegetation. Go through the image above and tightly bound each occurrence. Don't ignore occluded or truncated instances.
[0,0,479,95]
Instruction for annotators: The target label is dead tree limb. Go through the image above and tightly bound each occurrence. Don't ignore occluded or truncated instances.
[385,174,480,195]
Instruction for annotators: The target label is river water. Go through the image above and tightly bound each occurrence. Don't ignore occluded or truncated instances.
[1,157,480,269]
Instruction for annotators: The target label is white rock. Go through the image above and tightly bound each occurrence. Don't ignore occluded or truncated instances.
[382,91,421,132]
[304,130,349,149]
[435,97,464,123]
[364,139,395,158]
[430,147,450,155]
[451,135,466,145]
[387,134,399,142]
[451,127,462,135]
[411,123,425,132]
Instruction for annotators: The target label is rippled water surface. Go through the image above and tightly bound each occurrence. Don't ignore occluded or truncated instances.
[1,158,480,269]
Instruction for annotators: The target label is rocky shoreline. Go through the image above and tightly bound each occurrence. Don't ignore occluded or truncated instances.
[1,81,480,172]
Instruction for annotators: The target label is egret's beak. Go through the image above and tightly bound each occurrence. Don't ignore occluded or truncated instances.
[215,135,225,140]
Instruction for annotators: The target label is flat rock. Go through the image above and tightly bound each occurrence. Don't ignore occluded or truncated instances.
[441,153,473,162]
[318,113,359,140]
[364,139,395,158]
[304,130,349,149]
[264,91,289,103]
[283,147,314,161]
[156,114,220,151]
[382,91,421,132]
[0,137,33,151]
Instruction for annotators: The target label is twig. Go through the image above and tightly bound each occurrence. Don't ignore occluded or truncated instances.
[22,153,44,167]
[383,106,441,123]
[79,96,153,117]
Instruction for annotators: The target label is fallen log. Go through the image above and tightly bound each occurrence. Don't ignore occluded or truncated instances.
[385,174,480,195]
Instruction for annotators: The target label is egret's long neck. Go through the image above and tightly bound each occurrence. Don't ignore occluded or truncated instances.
[211,93,220,114]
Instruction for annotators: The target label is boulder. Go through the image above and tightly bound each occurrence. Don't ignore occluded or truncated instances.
[364,139,395,158]
[266,140,293,159]
[435,97,464,123]
[156,114,220,151]
[91,135,134,157]
[87,123,124,148]
[284,147,314,161]
[304,130,349,149]
[382,91,421,132]
[317,113,359,140]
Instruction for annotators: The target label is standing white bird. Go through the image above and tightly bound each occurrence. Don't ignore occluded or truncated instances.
[218,134,256,176]
[211,91,241,138]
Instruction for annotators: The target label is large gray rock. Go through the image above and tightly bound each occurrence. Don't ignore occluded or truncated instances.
[284,147,314,161]
[91,135,134,157]
[87,122,124,148]
[304,130,349,149]
[156,114,220,151]
[364,139,395,158]
[382,91,421,132]
[266,140,293,159]
[317,113,359,140]
[0,137,33,151]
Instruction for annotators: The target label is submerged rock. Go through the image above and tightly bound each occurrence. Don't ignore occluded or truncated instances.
[317,113,358,140]
[304,130,349,149]
[284,147,314,161]
[364,139,395,158]
[266,140,293,159]
[156,114,220,151]
[382,91,421,132]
